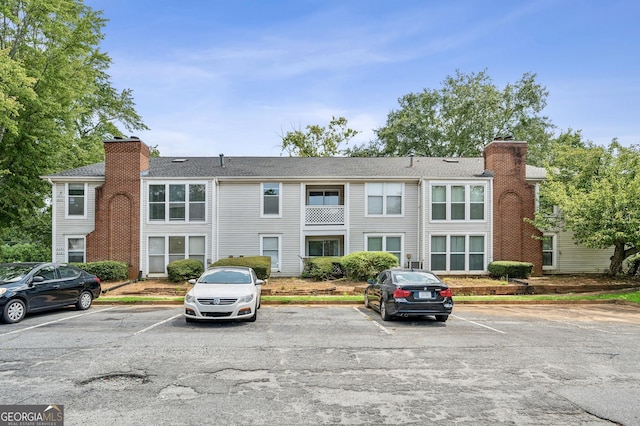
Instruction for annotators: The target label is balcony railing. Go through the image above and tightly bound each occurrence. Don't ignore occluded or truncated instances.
[305,206,345,225]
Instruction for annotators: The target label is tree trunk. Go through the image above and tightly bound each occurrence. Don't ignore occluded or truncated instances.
[608,242,638,276]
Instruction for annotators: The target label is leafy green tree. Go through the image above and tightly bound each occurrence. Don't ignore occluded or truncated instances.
[531,139,640,275]
[347,70,553,164]
[280,116,359,157]
[0,0,148,232]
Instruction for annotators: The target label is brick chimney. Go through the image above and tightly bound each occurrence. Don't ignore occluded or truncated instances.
[484,141,543,275]
[86,137,150,278]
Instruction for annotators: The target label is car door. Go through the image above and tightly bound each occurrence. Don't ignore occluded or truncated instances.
[27,264,64,310]
[57,265,84,304]
[369,271,386,311]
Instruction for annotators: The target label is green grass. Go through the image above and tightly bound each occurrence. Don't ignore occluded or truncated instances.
[95,291,640,305]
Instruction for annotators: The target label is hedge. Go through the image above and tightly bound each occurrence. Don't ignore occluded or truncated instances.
[0,243,50,263]
[340,251,399,281]
[167,259,204,282]
[487,261,534,279]
[301,256,343,280]
[72,261,128,282]
[212,256,271,280]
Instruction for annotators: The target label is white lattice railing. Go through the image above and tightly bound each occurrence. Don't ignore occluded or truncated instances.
[305,206,345,225]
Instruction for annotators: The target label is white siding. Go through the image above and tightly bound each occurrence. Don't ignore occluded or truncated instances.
[217,181,301,276]
[551,231,612,274]
[52,181,100,262]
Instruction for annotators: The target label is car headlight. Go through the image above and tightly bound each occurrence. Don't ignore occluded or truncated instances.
[0,288,6,297]
[185,292,196,303]
[239,294,254,303]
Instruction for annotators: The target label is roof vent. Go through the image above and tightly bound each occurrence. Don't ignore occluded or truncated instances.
[219,153,225,167]
[172,158,187,163]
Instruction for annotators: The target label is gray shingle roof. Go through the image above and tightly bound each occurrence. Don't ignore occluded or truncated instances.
[46,156,546,180]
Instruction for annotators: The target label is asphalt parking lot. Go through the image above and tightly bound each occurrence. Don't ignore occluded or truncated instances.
[1,304,640,425]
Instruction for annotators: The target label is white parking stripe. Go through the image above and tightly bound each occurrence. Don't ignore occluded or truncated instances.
[134,313,182,335]
[451,314,506,334]
[0,307,117,337]
[353,307,392,334]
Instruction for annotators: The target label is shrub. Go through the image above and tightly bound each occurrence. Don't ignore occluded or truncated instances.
[73,261,128,282]
[487,261,533,279]
[301,256,343,280]
[0,243,50,262]
[340,251,399,281]
[212,256,271,280]
[624,254,640,277]
[167,259,204,282]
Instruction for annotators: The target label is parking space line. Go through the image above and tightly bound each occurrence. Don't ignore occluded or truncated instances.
[353,307,393,334]
[0,307,117,337]
[133,313,182,335]
[451,314,506,334]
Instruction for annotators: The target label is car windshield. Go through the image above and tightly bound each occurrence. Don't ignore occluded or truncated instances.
[0,264,34,283]
[198,270,252,284]
[392,271,441,284]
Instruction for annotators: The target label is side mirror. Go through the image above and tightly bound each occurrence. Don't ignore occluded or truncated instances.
[32,276,45,283]
[188,279,196,285]
[367,278,375,285]
[255,279,265,286]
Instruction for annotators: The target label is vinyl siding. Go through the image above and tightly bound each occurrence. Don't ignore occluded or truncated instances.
[217,181,301,276]
[52,181,100,262]
[549,231,612,274]
[140,179,215,276]
[348,181,420,266]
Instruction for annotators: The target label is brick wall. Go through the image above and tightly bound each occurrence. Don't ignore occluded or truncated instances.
[484,141,543,275]
[86,138,150,278]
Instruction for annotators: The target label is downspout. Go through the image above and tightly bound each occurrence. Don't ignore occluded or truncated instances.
[417,178,423,269]
[47,178,56,262]
[214,178,219,264]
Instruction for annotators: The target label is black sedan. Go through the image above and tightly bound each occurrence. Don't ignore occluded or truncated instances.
[0,262,101,324]
[364,269,453,322]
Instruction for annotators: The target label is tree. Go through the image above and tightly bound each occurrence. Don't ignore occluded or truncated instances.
[0,0,148,233]
[531,139,640,275]
[280,116,359,157]
[346,70,553,164]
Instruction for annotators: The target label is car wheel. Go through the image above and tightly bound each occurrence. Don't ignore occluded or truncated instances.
[3,299,26,324]
[246,309,257,322]
[364,291,370,308]
[435,315,449,322]
[380,299,391,321]
[76,291,93,310]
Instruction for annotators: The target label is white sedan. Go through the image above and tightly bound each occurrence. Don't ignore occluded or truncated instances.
[184,266,263,322]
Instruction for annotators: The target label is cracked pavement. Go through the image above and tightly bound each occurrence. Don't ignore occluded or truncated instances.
[1,304,639,425]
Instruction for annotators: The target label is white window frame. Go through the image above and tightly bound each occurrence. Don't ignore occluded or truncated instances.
[307,237,341,257]
[260,234,282,272]
[261,183,282,218]
[147,182,207,223]
[65,183,87,219]
[429,183,487,222]
[542,233,557,270]
[365,182,404,217]
[365,233,404,264]
[66,236,86,263]
[429,234,487,273]
[147,235,207,276]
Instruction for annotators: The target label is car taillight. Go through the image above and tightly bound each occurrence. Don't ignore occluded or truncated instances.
[393,288,411,299]
[438,288,453,298]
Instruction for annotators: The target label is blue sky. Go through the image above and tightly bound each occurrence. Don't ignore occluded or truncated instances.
[86,0,640,157]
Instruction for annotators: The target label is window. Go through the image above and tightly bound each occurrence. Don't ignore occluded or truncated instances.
[366,235,403,264]
[148,235,206,274]
[67,183,86,217]
[261,235,281,270]
[430,235,485,272]
[308,239,340,257]
[308,190,340,206]
[430,183,486,221]
[262,183,281,216]
[67,237,85,263]
[366,183,403,216]
[542,234,556,269]
[148,183,206,222]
